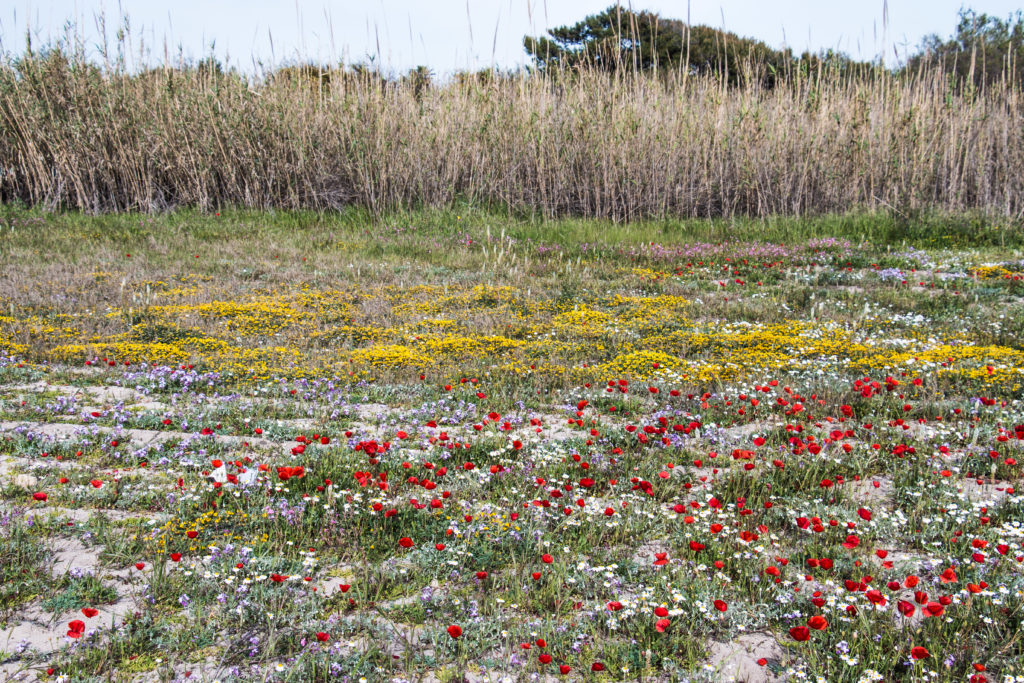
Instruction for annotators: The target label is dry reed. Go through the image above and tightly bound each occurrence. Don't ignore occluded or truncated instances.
[1,48,1022,220]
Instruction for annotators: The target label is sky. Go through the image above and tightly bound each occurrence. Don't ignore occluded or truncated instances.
[1,1,1021,74]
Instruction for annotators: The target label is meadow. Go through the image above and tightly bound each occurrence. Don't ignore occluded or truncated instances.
[0,206,1021,682]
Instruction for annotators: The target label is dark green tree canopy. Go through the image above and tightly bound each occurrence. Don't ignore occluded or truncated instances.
[907,9,1024,88]
[523,5,799,85]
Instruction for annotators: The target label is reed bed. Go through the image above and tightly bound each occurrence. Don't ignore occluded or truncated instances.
[1,48,1022,219]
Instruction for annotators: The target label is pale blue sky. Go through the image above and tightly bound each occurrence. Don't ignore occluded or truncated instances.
[2,1,1021,74]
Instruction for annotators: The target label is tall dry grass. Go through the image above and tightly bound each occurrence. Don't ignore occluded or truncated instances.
[0,47,1022,220]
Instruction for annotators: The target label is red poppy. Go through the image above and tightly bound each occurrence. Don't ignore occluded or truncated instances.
[911,646,930,660]
[447,624,462,639]
[134,562,145,570]
[655,618,671,632]
[539,654,552,664]
[541,554,553,564]
[170,553,182,562]
[398,537,414,548]
[316,632,330,642]
[66,620,86,638]
[789,626,810,642]
[713,600,728,612]
[591,662,605,672]
[32,492,47,502]
[807,615,828,630]
[81,608,99,618]
[866,590,886,606]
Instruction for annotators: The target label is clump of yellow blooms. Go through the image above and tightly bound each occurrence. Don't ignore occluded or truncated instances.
[2,276,1019,390]
[348,344,431,369]
[969,265,1024,280]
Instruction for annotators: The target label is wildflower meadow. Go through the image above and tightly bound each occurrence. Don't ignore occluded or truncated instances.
[0,207,1021,682]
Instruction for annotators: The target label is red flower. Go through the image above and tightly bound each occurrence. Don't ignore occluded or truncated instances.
[591,662,605,672]
[81,608,99,618]
[923,602,945,618]
[398,537,414,548]
[713,599,728,612]
[134,562,145,570]
[789,626,810,642]
[807,615,828,630]
[541,553,554,564]
[66,620,86,638]
[316,632,330,642]
[170,553,182,562]
[655,618,671,632]
[32,492,47,502]
[897,600,916,617]
[911,646,930,660]
[559,665,571,674]
[447,624,462,639]
[475,571,488,580]
[539,654,552,664]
